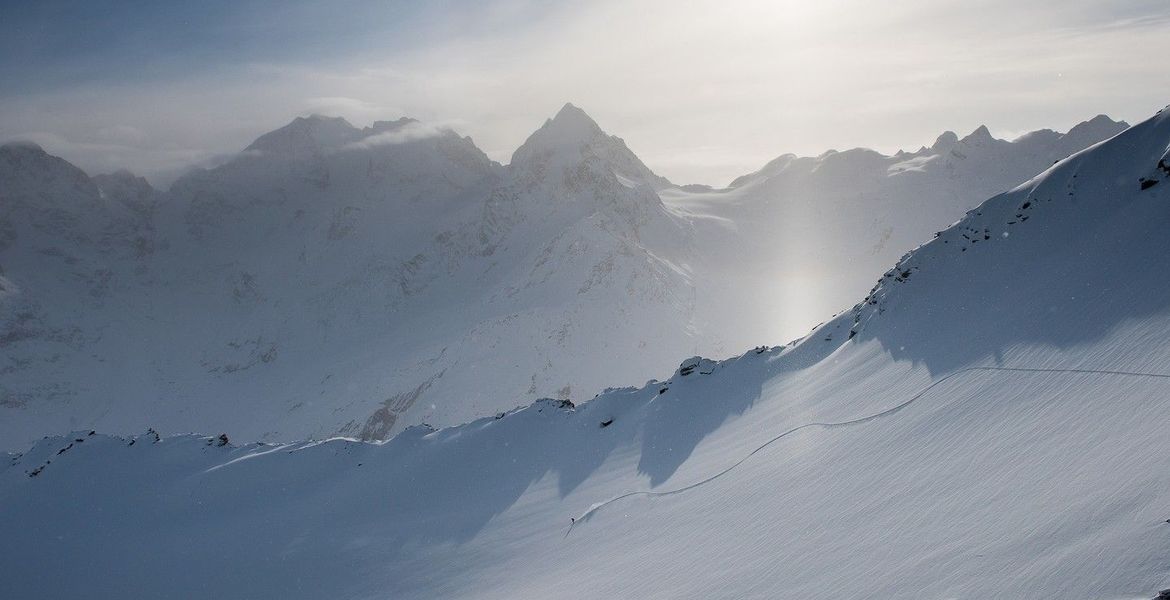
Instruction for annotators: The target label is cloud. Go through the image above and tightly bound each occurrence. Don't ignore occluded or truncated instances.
[4,130,208,180]
[1,0,1168,187]
[342,121,457,151]
[94,124,148,146]
[302,96,402,121]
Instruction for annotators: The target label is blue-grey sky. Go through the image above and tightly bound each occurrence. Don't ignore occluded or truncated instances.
[2,0,1169,186]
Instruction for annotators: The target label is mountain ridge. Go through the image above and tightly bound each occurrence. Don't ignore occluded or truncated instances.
[3,104,1169,599]
[0,105,1136,452]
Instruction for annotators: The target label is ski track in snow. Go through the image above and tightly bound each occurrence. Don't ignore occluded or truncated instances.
[567,365,1170,534]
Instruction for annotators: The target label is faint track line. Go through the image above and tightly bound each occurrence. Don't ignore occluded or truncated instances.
[566,365,1170,535]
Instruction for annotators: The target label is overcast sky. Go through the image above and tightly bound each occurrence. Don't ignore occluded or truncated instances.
[2,0,1169,187]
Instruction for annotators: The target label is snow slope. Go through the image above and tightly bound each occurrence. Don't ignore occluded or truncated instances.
[0,106,1126,451]
[661,115,1129,354]
[3,107,1169,598]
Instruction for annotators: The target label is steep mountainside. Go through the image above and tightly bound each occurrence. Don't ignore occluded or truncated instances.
[0,106,1127,451]
[0,105,697,448]
[0,143,161,414]
[3,106,1168,599]
[663,115,1129,353]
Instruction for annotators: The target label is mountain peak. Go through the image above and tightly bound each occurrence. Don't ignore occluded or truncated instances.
[961,125,995,144]
[1,140,46,154]
[510,103,670,189]
[931,131,959,152]
[0,140,93,187]
[243,114,359,156]
[550,102,601,128]
[1065,114,1128,141]
[92,168,152,189]
[530,102,606,149]
[366,117,419,134]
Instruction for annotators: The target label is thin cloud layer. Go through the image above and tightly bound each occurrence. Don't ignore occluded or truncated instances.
[343,121,458,151]
[1,0,1168,187]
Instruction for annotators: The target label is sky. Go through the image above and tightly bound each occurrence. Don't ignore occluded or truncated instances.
[2,0,1169,187]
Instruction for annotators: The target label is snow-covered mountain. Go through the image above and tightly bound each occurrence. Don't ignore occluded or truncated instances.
[4,105,1169,599]
[0,143,162,415]
[0,104,698,448]
[662,114,1128,353]
[0,105,1126,451]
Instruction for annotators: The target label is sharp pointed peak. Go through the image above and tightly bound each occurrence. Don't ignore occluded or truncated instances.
[961,125,995,144]
[552,102,592,120]
[510,102,671,189]
[541,102,604,135]
[512,103,608,163]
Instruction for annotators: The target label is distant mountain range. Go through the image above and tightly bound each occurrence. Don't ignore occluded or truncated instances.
[0,103,1127,450]
[4,104,1168,598]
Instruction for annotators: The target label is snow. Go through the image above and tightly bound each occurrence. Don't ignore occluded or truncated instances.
[2,106,1169,598]
[0,104,699,450]
[658,114,1129,358]
[511,102,674,191]
[0,104,1131,454]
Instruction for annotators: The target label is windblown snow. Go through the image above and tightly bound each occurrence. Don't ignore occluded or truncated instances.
[3,104,1170,598]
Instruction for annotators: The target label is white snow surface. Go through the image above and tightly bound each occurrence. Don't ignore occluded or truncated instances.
[662,114,1131,355]
[0,104,1130,451]
[2,107,1170,598]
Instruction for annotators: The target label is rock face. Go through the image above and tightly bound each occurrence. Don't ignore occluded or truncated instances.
[0,106,1129,450]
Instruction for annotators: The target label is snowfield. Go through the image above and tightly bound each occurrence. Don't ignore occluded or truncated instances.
[2,105,1170,598]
